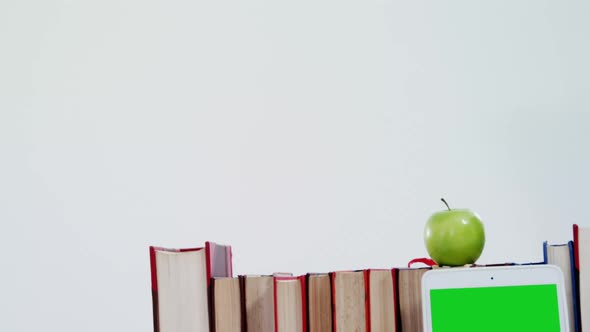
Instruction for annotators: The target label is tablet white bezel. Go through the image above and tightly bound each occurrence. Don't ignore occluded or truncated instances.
[421,265,570,332]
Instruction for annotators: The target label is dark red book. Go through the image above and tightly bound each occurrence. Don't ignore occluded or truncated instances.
[149,242,232,332]
[273,276,307,332]
[574,224,580,270]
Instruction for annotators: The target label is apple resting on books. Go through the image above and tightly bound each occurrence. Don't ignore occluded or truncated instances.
[424,198,485,266]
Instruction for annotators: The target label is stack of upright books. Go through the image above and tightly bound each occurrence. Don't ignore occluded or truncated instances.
[149,224,590,331]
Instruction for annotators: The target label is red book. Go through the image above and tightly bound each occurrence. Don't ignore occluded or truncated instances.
[574,224,580,270]
[149,242,233,332]
[273,276,307,332]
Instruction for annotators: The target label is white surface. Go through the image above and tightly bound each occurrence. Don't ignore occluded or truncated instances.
[421,265,570,332]
[1,0,589,331]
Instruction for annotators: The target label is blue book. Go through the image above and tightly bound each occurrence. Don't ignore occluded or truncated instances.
[543,240,580,332]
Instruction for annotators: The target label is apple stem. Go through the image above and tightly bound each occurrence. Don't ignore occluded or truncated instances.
[441,198,451,211]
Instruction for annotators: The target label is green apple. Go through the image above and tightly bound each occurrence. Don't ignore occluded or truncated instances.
[424,198,485,266]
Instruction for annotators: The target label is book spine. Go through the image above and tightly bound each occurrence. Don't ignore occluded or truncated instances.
[149,247,160,332]
[239,276,248,332]
[149,247,158,293]
[273,277,279,332]
[574,224,580,270]
[330,273,337,332]
[391,268,399,332]
[394,269,401,332]
[228,246,234,277]
[205,243,214,332]
[364,270,371,332]
[210,279,217,332]
[572,224,582,332]
[543,241,548,263]
[299,276,307,332]
[305,274,310,332]
[205,242,213,285]
[569,241,581,332]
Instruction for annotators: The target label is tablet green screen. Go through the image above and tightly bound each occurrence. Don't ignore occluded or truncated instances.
[430,284,560,331]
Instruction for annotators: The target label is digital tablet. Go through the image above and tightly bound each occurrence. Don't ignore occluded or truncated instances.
[421,265,570,332]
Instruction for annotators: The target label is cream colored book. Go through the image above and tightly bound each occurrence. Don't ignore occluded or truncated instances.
[242,275,275,332]
[212,277,242,332]
[332,271,366,332]
[398,268,430,332]
[149,242,233,332]
[307,274,332,332]
[274,276,305,332]
[366,269,397,332]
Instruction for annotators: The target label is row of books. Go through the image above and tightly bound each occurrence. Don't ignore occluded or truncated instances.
[149,224,590,332]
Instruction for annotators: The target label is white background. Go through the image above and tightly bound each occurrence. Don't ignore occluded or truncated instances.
[1,0,589,330]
